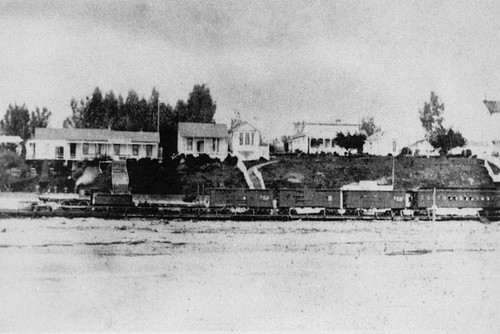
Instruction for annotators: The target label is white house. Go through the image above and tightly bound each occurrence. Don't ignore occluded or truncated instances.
[26,127,159,161]
[177,122,229,160]
[364,131,397,156]
[0,135,23,154]
[228,121,269,161]
[289,121,360,154]
[406,139,440,156]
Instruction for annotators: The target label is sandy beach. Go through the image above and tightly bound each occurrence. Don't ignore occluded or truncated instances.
[0,217,498,332]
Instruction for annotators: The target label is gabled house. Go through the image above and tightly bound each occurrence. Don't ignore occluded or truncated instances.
[289,121,360,154]
[177,122,229,160]
[228,121,269,161]
[26,127,159,161]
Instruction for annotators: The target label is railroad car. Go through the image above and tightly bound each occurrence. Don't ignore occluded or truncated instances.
[415,189,500,209]
[343,190,409,215]
[209,188,274,213]
[278,189,342,208]
[277,188,342,214]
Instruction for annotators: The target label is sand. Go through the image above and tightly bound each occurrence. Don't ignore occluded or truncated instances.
[0,217,498,332]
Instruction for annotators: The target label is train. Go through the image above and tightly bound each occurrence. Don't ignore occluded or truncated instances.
[208,187,500,217]
[30,187,500,218]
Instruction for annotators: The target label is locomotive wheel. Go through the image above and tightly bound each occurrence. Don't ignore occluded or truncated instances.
[61,201,71,211]
[78,200,90,211]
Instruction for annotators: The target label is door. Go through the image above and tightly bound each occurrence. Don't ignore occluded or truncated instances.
[70,143,76,159]
[197,140,204,153]
[405,193,413,208]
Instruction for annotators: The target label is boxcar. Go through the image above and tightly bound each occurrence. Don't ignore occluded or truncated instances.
[344,190,407,210]
[209,189,274,208]
[277,189,342,208]
[415,189,500,209]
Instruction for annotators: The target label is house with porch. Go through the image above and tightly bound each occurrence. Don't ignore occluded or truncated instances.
[0,134,23,154]
[228,121,269,161]
[289,121,360,154]
[177,122,229,160]
[26,127,159,161]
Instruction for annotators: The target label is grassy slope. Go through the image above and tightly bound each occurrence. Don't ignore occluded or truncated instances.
[260,155,496,190]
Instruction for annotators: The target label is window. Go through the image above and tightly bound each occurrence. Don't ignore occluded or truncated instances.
[251,133,255,145]
[239,133,244,145]
[113,144,121,156]
[212,139,216,152]
[245,133,250,145]
[146,145,153,157]
[55,146,64,159]
[187,138,193,151]
[83,143,89,155]
[132,144,139,156]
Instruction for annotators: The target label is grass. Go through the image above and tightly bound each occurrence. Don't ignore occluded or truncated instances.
[260,155,496,190]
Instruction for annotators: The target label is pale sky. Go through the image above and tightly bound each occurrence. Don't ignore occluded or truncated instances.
[2,0,500,142]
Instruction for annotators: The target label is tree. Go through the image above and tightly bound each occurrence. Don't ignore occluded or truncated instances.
[419,91,444,137]
[360,117,381,137]
[419,92,466,155]
[185,84,216,123]
[1,104,51,140]
[334,132,367,154]
[429,128,466,155]
[64,87,162,132]
[29,107,52,137]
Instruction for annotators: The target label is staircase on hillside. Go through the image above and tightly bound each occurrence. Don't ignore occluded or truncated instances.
[111,160,130,193]
[249,170,263,189]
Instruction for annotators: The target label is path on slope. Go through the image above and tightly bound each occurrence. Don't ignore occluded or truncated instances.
[247,160,278,189]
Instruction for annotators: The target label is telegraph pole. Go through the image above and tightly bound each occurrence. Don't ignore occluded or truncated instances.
[157,92,160,134]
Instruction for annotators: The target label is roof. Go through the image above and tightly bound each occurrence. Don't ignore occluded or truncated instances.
[484,100,500,114]
[299,122,360,127]
[0,135,23,144]
[178,122,228,138]
[229,121,259,133]
[33,127,159,143]
[293,121,360,137]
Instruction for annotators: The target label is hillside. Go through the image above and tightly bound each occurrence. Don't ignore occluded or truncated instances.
[260,155,496,190]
